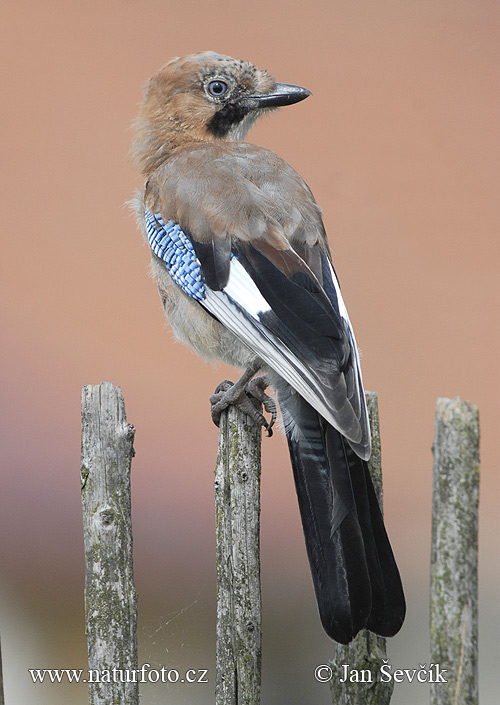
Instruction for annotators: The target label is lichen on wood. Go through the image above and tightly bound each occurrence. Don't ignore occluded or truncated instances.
[430,397,479,705]
[214,401,262,705]
[81,382,138,705]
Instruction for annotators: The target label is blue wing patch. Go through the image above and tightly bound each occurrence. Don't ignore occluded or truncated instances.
[144,208,205,301]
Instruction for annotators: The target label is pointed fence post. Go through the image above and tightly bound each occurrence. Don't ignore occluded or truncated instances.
[430,397,479,705]
[214,399,263,705]
[81,382,138,705]
[329,391,394,705]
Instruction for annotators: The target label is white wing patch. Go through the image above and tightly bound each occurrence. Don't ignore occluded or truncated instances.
[223,257,271,319]
[326,259,350,323]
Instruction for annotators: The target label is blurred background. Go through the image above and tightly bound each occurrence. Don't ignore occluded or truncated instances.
[1,1,498,703]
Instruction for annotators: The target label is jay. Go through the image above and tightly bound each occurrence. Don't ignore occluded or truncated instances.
[131,51,405,644]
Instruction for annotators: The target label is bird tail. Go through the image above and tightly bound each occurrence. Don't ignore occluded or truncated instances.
[278,387,406,644]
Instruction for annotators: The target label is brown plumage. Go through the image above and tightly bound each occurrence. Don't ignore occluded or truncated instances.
[132,51,276,174]
[132,52,405,643]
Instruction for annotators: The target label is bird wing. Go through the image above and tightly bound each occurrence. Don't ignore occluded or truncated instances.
[144,142,370,459]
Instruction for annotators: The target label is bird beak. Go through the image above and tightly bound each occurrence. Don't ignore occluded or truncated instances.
[244,83,311,109]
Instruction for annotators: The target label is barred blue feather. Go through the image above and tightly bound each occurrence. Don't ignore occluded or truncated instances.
[145,208,205,301]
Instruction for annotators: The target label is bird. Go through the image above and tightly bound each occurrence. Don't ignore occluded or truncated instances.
[131,51,405,644]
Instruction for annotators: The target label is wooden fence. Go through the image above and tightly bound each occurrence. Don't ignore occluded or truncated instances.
[77,383,479,705]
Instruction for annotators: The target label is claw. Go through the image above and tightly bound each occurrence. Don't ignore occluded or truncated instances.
[210,368,276,436]
[246,375,277,435]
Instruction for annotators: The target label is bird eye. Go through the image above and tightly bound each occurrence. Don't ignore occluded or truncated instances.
[208,80,228,97]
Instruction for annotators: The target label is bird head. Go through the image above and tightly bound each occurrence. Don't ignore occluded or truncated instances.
[132,51,311,175]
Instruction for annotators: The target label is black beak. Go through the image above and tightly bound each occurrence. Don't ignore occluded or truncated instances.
[245,83,311,109]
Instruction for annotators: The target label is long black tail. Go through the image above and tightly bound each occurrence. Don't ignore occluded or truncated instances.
[279,388,405,644]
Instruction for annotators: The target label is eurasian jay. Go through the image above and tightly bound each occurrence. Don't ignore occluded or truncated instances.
[131,51,405,644]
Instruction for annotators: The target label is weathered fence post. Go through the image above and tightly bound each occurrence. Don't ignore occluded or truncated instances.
[329,391,394,705]
[430,397,479,705]
[214,400,263,705]
[81,382,138,705]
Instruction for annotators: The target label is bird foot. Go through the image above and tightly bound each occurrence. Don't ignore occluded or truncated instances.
[210,371,276,436]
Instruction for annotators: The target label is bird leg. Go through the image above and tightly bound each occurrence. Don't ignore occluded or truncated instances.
[210,366,276,436]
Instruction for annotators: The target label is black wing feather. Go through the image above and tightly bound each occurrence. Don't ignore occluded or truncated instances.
[236,242,349,368]
[191,235,232,290]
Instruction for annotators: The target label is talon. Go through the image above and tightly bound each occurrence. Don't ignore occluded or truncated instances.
[214,379,234,395]
[246,375,277,435]
[209,367,276,434]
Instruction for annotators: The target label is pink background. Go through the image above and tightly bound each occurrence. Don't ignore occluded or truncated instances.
[1,1,498,703]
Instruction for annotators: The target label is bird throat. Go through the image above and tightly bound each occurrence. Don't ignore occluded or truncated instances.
[207,104,263,141]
